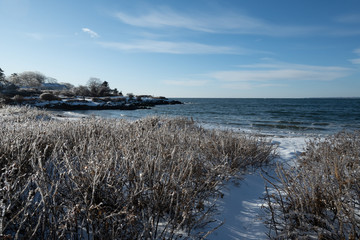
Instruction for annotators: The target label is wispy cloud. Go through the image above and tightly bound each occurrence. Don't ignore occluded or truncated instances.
[163,61,352,91]
[114,7,321,36]
[26,32,44,40]
[220,82,253,90]
[98,40,257,54]
[354,48,360,55]
[349,48,360,64]
[115,8,212,32]
[164,79,208,87]
[350,59,360,64]
[220,82,286,90]
[25,32,65,41]
[211,69,348,82]
[207,62,352,87]
[82,28,99,38]
[209,62,352,82]
[335,14,360,24]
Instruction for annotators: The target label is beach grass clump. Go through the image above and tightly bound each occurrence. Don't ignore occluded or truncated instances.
[264,131,360,239]
[0,105,53,122]
[0,106,276,239]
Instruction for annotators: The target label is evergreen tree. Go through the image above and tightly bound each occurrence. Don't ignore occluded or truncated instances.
[0,68,5,82]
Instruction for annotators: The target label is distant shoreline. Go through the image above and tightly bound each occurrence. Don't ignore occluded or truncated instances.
[174,97,360,99]
[2,96,182,111]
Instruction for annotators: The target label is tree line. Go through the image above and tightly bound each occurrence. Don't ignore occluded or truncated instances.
[0,67,122,98]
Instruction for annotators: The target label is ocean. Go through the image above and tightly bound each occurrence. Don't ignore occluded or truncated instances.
[69,98,360,137]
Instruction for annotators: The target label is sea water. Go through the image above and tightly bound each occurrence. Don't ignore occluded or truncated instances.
[70,98,360,137]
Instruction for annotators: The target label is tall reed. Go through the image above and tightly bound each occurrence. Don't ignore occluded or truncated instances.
[264,131,360,239]
[0,106,276,239]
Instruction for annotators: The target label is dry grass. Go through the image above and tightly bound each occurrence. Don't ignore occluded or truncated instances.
[264,131,360,239]
[0,105,53,122]
[0,106,276,239]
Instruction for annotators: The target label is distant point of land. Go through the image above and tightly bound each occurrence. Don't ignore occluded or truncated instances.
[0,69,182,110]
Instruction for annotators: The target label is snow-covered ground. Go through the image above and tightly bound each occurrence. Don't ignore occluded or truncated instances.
[207,136,307,239]
[9,96,181,110]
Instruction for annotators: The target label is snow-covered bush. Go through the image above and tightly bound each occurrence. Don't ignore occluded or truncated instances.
[8,71,45,88]
[0,106,275,239]
[12,94,24,102]
[264,131,360,239]
[40,92,61,101]
[72,85,91,97]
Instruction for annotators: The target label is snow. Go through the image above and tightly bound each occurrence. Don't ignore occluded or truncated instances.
[33,100,63,107]
[206,136,307,239]
[41,83,68,90]
[18,96,175,109]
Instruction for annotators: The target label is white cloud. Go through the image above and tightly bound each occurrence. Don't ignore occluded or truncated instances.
[211,69,346,82]
[114,7,360,37]
[114,8,321,36]
[25,32,64,41]
[349,48,360,64]
[98,40,252,54]
[164,79,208,87]
[335,14,360,24]
[350,58,360,64]
[354,48,360,54]
[221,82,286,90]
[115,8,212,32]
[26,32,44,40]
[209,62,352,82]
[163,61,351,91]
[161,61,353,91]
[221,82,253,90]
[82,28,99,38]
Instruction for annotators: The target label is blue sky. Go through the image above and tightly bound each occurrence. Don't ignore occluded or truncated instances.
[1,0,360,98]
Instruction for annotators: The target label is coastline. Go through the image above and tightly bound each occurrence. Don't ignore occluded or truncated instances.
[2,96,182,111]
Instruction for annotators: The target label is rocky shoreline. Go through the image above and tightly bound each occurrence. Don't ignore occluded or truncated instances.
[2,96,182,111]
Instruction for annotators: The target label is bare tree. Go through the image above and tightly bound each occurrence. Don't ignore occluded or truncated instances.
[60,82,74,90]
[8,71,45,88]
[45,77,58,84]
[7,73,19,84]
[87,77,111,97]
[73,85,91,98]
[87,77,102,88]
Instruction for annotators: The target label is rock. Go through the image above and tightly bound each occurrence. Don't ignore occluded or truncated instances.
[7,97,182,110]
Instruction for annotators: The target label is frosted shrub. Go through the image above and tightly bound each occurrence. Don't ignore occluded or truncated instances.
[39,92,61,101]
[0,105,53,122]
[12,94,24,102]
[264,131,360,239]
[0,106,276,239]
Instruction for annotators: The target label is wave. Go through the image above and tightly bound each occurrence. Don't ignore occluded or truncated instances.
[252,123,326,131]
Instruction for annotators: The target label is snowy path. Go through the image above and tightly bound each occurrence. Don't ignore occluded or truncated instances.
[207,137,307,239]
